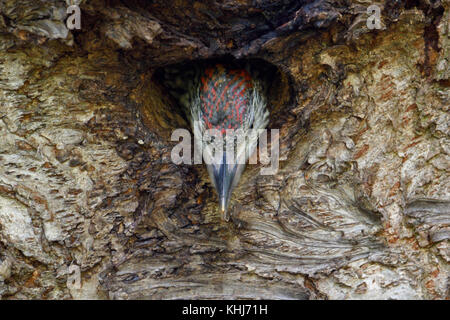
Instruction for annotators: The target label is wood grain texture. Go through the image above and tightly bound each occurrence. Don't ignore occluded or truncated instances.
[0,0,448,299]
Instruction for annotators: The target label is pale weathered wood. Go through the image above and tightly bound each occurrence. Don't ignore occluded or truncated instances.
[0,0,448,299]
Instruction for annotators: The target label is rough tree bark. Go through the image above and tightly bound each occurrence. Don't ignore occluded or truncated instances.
[0,0,448,299]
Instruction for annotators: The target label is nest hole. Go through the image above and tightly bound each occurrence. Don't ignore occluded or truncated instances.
[152,56,295,132]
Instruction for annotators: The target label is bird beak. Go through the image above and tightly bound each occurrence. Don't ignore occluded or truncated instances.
[219,191,229,220]
[206,153,245,221]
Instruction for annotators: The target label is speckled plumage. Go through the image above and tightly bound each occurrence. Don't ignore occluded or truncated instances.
[162,62,269,220]
[197,65,253,133]
[188,64,269,220]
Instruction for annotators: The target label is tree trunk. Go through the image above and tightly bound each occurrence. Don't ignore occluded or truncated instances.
[0,0,448,299]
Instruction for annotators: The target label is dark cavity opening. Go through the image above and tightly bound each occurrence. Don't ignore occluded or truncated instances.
[153,57,294,131]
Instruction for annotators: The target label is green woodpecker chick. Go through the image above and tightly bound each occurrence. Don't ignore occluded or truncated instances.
[187,64,269,220]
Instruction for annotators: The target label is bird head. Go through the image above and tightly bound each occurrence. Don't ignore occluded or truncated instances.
[189,64,269,220]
